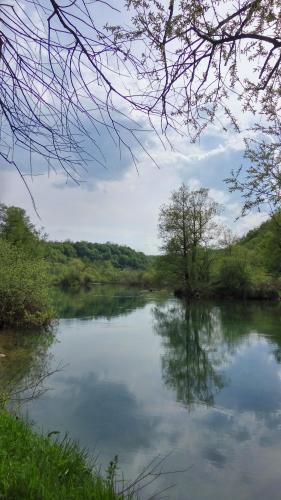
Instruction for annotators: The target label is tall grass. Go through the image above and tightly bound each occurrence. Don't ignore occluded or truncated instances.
[0,410,130,499]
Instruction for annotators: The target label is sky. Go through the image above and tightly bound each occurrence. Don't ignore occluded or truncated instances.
[0,127,268,254]
[0,1,269,255]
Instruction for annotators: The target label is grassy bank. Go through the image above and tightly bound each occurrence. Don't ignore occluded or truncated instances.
[0,410,127,499]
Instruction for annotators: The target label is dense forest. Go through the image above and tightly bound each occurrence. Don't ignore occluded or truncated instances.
[47,241,149,269]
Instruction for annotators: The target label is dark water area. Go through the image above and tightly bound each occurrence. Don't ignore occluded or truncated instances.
[2,286,281,499]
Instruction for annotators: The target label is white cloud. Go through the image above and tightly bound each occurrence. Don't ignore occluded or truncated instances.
[0,115,269,254]
[0,162,179,253]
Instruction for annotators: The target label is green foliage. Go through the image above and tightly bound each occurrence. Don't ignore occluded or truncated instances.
[45,240,156,290]
[158,184,220,296]
[0,204,44,258]
[153,207,281,299]
[0,239,53,329]
[0,204,53,329]
[45,208,281,300]
[47,253,157,291]
[217,257,251,298]
[0,410,127,499]
[238,212,281,276]
[211,215,281,299]
[46,241,148,271]
[57,260,95,290]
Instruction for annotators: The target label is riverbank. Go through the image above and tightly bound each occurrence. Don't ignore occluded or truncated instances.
[0,410,125,499]
[174,282,280,301]
[1,203,281,333]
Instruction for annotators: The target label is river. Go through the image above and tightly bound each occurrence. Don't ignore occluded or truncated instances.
[2,286,281,499]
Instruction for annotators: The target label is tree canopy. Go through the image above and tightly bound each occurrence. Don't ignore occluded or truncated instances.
[46,240,149,270]
[0,204,44,257]
[1,0,281,212]
[159,184,220,295]
[121,0,281,213]
[121,0,281,133]
[0,0,154,194]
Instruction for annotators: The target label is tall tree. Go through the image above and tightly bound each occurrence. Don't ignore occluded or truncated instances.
[158,184,220,296]
[0,205,43,257]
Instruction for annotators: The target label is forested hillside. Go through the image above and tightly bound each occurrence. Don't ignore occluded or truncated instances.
[211,212,281,299]
[238,213,281,275]
[46,241,149,270]
[44,240,155,289]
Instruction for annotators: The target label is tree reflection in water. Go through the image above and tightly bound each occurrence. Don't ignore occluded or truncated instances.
[0,329,56,405]
[153,302,225,408]
[51,286,150,320]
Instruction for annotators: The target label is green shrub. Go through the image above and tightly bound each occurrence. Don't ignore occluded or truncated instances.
[0,239,53,329]
[56,260,97,290]
[218,258,252,298]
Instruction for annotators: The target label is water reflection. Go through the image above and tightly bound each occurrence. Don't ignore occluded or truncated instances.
[51,286,165,320]
[150,300,281,498]
[153,302,225,407]
[3,291,281,499]
[217,301,281,347]
[29,371,160,452]
[153,301,281,410]
[0,329,55,403]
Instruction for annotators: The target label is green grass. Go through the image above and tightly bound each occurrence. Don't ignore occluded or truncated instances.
[0,410,127,499]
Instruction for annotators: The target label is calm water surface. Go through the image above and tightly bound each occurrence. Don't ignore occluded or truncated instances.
[2,286,281,499]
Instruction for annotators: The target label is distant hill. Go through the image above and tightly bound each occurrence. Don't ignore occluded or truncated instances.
[45,240,150,271]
